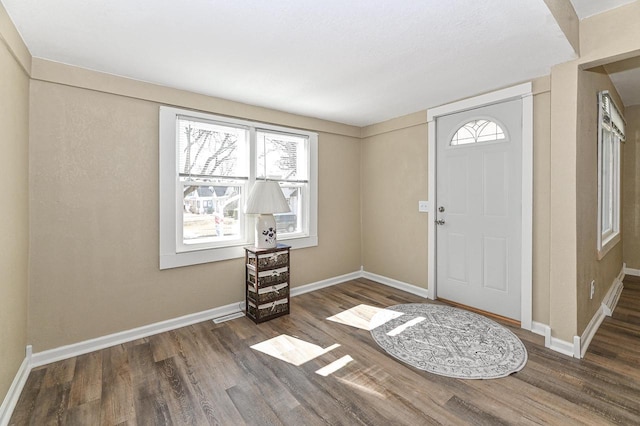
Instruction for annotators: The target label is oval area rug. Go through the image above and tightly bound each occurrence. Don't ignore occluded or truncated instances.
[370,303,528,379]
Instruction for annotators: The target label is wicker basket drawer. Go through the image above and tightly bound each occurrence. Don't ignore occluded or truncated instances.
[247,298,288,320]
[247,266,289,287]
[247,249,289,269]
[247,282,289,304]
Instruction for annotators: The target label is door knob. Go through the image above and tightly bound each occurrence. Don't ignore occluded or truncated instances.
[435,220,445,225]
[438,206,445,213]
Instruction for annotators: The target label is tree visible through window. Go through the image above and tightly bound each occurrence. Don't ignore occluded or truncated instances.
[179,117,247,246]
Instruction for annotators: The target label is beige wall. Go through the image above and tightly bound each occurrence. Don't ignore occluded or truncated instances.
[0,5,30,403]
[575,68,624,334]
[548,61,579,341]
[623,106,640,270]
[28,64,361,351]
[546,1,640,341]
[361,115,429,288]
[580,2,640,65]
[532,80,552,325]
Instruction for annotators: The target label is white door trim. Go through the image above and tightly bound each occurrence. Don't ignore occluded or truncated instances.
[426,82,533,330]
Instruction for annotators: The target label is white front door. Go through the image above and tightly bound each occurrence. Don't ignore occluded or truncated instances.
[435,99,522,320]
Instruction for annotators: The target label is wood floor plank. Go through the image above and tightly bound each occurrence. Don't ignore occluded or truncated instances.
[154,356,210,426]
[181,325,248,424]
[127,342,173,426]
[10,277,640,425]
[8,368,46,425]
[41,358,76,389]
[29,381,71,425]
[68,351,102,407]
[100,345,135,425]
[64,399,101,426]
[226,381,284,426]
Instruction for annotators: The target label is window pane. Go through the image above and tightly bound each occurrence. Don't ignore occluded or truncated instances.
[275,183,305,235]
[601,129,614,235]
[451,119,505,146]
[178,117,248,179]
[257,131,308,181]
[182,183,243,245]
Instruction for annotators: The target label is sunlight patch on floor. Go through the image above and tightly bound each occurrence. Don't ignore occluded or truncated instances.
[315,355,354,377]
[326,304,404,330]
[387,316,426,336]
[251,334,340,366]
[336,372,387,398]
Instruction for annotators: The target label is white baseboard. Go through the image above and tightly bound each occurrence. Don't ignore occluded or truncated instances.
[549,335,578,358]
[290,271,361,297]
[361,270,429,298]
[602,270,624,316]
[31,300,244,368]
[531,321,577,357]
[530,321,551,346]
[579,308,605,359]
[0,346,32,426]
[530,321,579,358]
[579,267,625,358]
[624,267,640,277]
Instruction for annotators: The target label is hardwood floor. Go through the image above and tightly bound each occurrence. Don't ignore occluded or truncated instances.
[10,277,640,425]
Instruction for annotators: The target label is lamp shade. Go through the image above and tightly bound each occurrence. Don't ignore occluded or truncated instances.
[245,181,290,214]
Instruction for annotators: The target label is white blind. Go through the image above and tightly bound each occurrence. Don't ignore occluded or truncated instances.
[600,91,626,142]
[256,130,309,183]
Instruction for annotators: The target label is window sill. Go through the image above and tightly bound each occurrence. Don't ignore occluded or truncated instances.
[160,235,317,270]
[597,233,620,261]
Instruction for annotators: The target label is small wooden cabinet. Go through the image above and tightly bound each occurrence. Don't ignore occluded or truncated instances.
[245,244,290,323]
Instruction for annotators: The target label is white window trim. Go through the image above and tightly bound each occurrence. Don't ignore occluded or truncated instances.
[159,106,318,269]
[596,91,622,260]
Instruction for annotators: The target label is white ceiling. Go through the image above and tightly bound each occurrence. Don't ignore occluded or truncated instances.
[0,0,619,126]
[605,57,640,107]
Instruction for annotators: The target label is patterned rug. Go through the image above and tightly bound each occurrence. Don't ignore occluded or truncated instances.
[370,303,528,379]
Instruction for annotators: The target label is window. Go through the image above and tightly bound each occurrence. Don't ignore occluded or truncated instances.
[160,107,318,269]
[257,130,309,236]
[597,91,625,258]
[450,119,505,145]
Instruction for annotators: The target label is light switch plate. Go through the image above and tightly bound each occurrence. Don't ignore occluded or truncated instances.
[418,201,429,212]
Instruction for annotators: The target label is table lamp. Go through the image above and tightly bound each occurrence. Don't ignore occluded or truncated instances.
[245,181,290,249]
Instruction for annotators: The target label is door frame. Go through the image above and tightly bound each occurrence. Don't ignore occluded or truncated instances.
[426,83,533,330]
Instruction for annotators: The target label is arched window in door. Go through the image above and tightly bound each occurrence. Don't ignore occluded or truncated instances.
[450,119,505,145]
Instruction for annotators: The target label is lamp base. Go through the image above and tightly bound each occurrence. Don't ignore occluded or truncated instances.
[255,214,278,249]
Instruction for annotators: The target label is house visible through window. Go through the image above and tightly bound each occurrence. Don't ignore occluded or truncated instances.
[160,107,318,269]
[597,90,625,258]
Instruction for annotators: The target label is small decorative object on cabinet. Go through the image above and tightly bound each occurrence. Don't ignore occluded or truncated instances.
[245,244,290,323]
